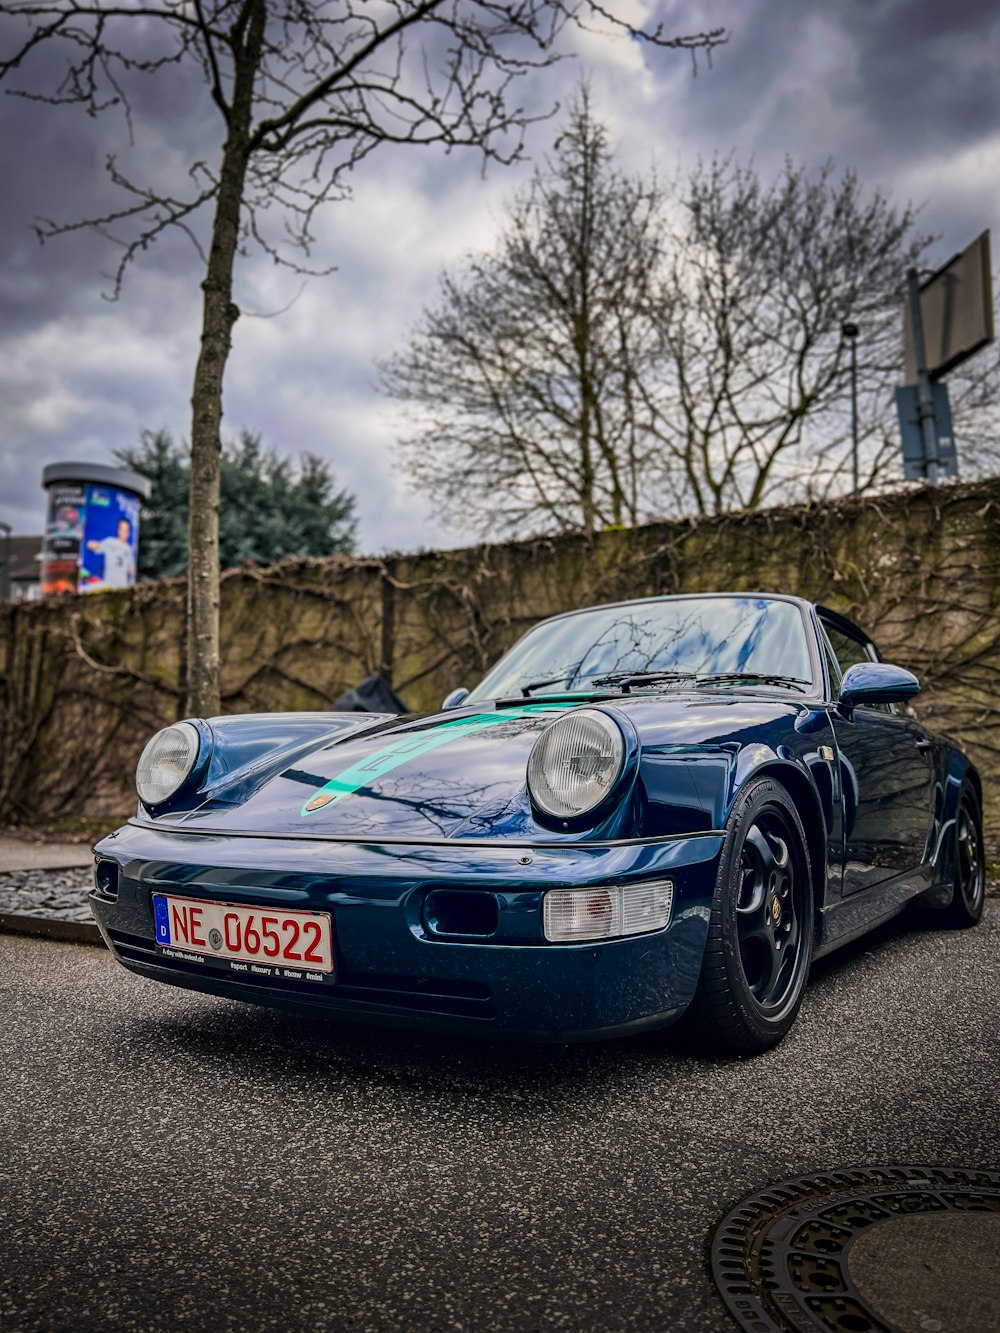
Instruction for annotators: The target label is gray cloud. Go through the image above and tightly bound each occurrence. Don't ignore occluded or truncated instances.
[1,2,997,554]
[660,0,1000,187]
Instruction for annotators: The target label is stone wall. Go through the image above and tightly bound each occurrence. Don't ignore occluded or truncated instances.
[2,480,998,837]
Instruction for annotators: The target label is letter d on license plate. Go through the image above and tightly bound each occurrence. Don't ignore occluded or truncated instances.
[152,894,334,982]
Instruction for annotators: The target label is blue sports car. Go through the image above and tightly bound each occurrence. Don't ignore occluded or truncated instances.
[91,593,985,1053]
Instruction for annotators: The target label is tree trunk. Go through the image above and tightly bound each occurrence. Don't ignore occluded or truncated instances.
[185,0,265,717]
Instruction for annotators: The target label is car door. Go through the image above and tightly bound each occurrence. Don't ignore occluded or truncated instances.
[819,616,934,895]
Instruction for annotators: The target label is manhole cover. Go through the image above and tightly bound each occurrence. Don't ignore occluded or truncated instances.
[711,1165,1000,1333]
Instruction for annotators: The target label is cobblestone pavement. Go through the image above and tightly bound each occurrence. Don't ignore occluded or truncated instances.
[0,868,94,922]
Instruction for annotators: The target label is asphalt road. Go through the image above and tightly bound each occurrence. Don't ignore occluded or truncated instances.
[2,906,998,1333]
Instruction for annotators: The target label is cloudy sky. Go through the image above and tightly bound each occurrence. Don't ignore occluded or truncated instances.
[1,0,998,553]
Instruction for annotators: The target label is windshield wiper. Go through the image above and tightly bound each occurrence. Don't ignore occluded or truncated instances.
[522,669,810,697]
[521,676,576,697]
[693,672,811,693]
[521,669,697,696]
[590,670,699,693]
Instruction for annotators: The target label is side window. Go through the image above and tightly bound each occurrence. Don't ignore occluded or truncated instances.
[820,620,893,714]
[818,626,842,699]
[823,623,870,677]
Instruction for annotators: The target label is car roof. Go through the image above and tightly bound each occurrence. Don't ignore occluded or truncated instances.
[814,603,876,648]
[532,591,815,628]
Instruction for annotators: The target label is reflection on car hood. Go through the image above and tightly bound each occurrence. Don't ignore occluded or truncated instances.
[148,693,809,842]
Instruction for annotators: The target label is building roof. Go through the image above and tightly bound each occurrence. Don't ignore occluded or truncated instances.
[5,535,43,583]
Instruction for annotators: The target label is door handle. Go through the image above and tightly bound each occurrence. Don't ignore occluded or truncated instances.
[915,739,933,752]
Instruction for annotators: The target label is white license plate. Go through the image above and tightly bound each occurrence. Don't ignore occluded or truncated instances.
[152,894,334,981]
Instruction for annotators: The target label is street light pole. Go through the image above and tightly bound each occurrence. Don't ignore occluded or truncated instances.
[906,267,940,485]
[0,522,11,602]
[842,322,860,498]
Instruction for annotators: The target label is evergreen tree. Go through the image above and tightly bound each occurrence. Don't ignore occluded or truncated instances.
[116,431,356,579]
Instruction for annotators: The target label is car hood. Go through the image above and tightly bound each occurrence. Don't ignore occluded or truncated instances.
[147,693,810,842]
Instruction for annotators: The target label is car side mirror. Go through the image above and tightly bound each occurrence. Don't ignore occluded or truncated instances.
[839,662,921,709]
[441,687,470,710]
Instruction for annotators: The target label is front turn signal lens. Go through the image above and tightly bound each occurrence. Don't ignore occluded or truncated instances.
[543,880,674,942]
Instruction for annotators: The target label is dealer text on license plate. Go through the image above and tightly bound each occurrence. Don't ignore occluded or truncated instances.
[152,894,334,982]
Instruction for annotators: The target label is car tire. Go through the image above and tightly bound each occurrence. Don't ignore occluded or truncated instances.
[937,784,986,928]
[684,777,814,1056]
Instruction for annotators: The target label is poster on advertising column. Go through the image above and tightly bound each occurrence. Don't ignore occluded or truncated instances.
[40,482,87,596]
[78,484,141,591]
[40,462,151,597]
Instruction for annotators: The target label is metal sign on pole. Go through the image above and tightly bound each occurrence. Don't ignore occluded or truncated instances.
[903,231,994,384]
[905,267,946,483]
[897,230,994,483]
[895,382,957,482]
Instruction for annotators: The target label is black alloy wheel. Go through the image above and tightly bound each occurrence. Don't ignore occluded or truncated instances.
[685,777,814,1055]
[735,816,803,1011]
[941,785,985,927]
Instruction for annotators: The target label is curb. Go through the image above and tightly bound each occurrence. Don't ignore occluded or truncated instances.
[0,912,105,947]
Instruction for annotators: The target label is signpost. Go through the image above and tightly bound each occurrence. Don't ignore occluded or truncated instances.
[895,383,957,482]
[897,231,994,483]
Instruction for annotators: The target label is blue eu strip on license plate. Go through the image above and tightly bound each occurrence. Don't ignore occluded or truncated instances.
[153,895,171,945]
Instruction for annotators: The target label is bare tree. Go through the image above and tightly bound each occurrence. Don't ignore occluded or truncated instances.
[646,157,932,515]
[384,124,941,538]
[0,2,723,714]
[380,85,671,536]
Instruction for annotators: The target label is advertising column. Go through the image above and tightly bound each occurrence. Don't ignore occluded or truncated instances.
[40,462,152,596]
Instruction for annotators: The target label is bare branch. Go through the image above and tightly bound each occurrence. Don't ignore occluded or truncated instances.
[193,0,230,119]
[249,0,447,151]
[34,156,215,298]
[0,0,724,712]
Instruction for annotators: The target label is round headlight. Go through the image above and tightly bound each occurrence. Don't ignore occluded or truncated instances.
[136,722,202,806]
[527,709,626,822]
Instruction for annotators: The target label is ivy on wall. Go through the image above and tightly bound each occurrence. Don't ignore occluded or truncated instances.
[1,481,998,845]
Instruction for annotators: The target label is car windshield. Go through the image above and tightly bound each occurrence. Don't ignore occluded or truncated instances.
[466,596,814,701]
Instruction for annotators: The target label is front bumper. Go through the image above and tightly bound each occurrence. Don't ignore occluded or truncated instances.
[91,822,723,1040]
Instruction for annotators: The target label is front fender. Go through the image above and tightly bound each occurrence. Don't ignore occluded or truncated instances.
[638,735,834,839]
[638,727,837,907]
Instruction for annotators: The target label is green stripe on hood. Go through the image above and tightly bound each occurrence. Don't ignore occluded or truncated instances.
[299,703,576,816]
